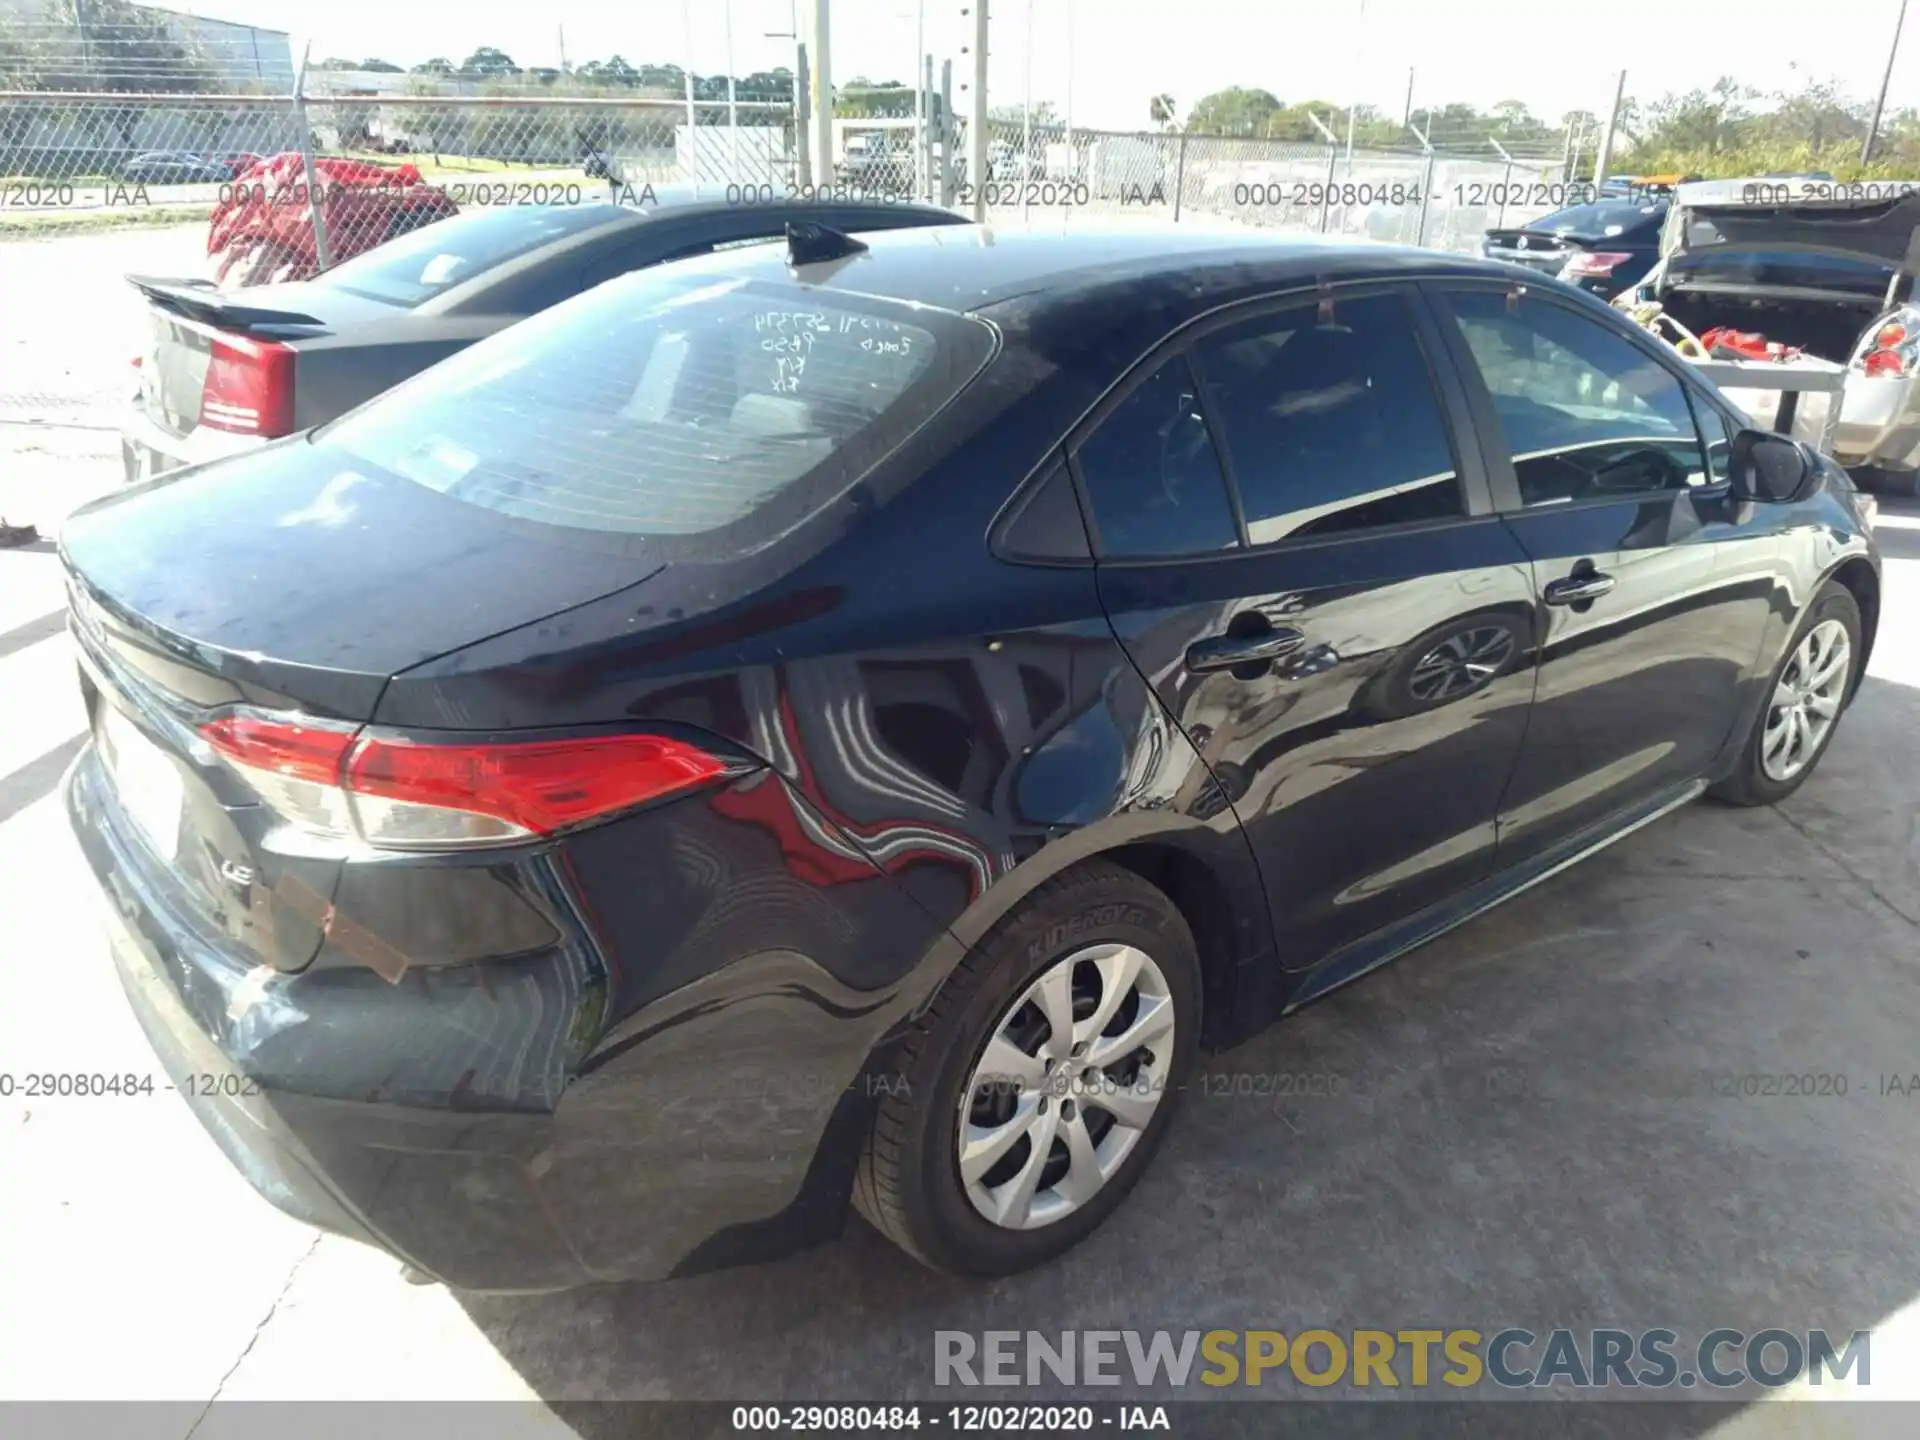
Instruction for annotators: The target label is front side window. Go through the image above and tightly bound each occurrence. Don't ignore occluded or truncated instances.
[322,272,992,541]
[1192,293,1465,543]
[1073,356,1239,559]
[1444,287,1708,506]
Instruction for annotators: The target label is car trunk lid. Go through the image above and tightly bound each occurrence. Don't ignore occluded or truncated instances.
[1654,180,1920,305]
[62,438,665,972]
[130,275,400,440]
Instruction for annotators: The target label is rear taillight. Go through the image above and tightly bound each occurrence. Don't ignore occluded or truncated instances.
[1853,308,1920,379]
[1561,250,1634,279]
[198,708,733,850]
[199,331,294,436]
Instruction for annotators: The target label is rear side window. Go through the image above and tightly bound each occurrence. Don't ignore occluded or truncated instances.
[317,204,628,307]
[322,273,992,540]
[1073,356,1239,558]
[1192,294,1464,543]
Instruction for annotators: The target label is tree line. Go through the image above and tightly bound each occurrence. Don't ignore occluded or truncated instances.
[1165,82,1920,180]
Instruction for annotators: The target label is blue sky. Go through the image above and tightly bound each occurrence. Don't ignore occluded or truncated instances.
[179,0,1920,132]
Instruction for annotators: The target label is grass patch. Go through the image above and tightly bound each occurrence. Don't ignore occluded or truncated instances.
[0,204,209,238]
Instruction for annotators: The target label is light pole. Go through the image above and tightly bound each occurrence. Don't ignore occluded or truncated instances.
[970,0,988,222]
[1864,0,1910,165]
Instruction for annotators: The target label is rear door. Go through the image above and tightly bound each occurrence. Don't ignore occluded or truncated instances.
[1423,278,1780,862]
[1076,283,1539,969]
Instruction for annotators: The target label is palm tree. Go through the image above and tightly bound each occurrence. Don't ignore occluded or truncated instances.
[1149,94,1178,131]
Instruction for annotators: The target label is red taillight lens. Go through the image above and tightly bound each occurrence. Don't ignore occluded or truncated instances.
[198,710,732,849]
[346,732,730,846]
[199,331,294,436]
[201,710,356,784]
[1865,348,1908,377]
[1876,322,1909,349]
[1562,250,1634,279]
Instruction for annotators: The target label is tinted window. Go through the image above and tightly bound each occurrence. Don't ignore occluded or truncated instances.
[1193,294,1464,543]
[318,203,630,307]
[323,272,993,539]
[1446,288,1708,506]
[1074,356,1238,558]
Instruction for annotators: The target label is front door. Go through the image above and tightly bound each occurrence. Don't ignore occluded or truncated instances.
[1074,285,1539,968]
[1424,280,1781,863]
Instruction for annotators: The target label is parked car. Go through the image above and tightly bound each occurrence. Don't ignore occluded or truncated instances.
[206,154,460,292]
[836,130,906,190]
[122,191,965,484]
[122,150,232,185]
[1482,194,1669,296]
[64,227,1877,1289]
[1622,177,1920,488]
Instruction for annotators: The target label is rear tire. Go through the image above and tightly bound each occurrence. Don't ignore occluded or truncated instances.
[1711,580,1860,807]
[853,860,1200,1276]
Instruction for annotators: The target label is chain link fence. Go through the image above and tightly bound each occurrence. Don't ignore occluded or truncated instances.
[0,82,1582,429]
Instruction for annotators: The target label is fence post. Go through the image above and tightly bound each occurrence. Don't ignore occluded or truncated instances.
[291,43,331,271]
[1172,130,1186,222]
[1488,137,1516,232]
[1321,141,1337,231]
[1415,149,1436,247]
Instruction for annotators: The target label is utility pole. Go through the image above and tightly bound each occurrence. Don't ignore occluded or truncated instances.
[795,42,813,187]
[1592,69,1627,189]
[970,0,989,221]
[810,0,834,191]
[682,0,699,182]
[1064,0,1074,172]
[1345,0,1367,168]
[915,0,926,198]
[1022,0,1033,212]
[557,25,568,73]
[1865,0,1910,164]
[725,0,739,181]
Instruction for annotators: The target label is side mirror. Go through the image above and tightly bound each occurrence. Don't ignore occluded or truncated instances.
[1729,428,1816,504]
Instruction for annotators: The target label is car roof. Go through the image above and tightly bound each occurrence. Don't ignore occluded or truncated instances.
[649,222,1532,315]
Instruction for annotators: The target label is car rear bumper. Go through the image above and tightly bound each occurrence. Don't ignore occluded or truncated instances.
[121,405,268,484]
[1830,373,1920,470]
[64,741,923,1290]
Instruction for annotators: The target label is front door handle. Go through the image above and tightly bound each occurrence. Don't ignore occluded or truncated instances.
[1186,625,1308,674]
[1543,570,1616,606]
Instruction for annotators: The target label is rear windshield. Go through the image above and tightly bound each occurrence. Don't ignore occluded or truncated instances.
[319,270,995,542]
[316,203,628,307]
[1528,200,1666,241]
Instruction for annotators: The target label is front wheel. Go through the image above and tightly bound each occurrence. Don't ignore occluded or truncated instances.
[853,861,1200,1275]
[1711,579,1861,806]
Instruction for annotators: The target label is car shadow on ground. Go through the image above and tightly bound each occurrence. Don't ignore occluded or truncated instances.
[458,675,1920,1436]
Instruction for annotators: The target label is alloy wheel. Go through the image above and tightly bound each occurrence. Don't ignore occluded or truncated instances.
[1761,619,1851,782]
[956,942,1176,1231]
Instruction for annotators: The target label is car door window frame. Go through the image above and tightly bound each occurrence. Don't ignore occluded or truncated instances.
[1420,277,1735,514]
[1063,278,1497,567]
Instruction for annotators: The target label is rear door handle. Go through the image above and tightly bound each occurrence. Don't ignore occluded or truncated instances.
[1185,626,1308,674]
[1543,571,1616,606]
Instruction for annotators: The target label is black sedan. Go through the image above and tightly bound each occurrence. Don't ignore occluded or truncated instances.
[1483,195,1669,296]
[121,190,965,483]
[63,226,1878,1288]
[121,150,235,185]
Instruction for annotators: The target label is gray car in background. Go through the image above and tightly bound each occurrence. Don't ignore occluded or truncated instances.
[121,190,965,484]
